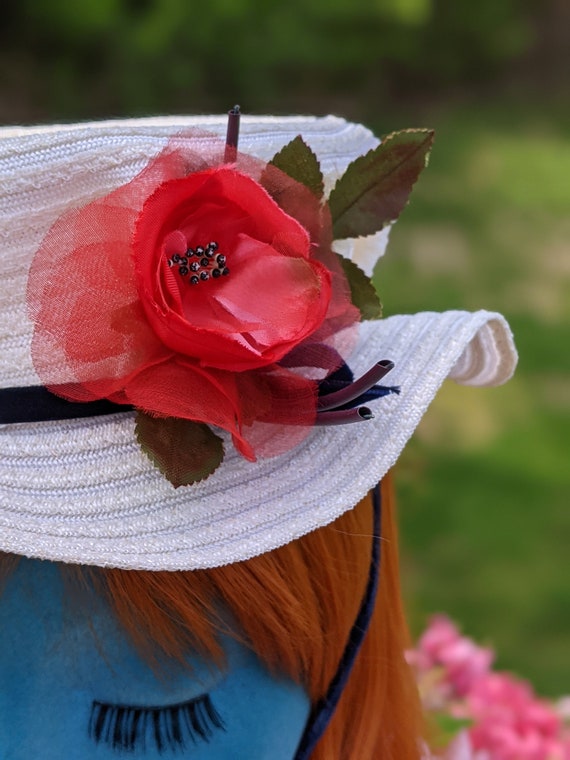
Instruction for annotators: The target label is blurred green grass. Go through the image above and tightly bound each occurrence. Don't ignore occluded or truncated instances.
[372,101,570,695]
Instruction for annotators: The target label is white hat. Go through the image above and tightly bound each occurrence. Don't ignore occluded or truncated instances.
[0,114,517,571]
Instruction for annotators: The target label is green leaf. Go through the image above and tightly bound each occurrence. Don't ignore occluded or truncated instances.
[328,128,435,239]
[135,413,224,488]
[269,135,325,199]
[433,712,473,746]
[337,255,382,320]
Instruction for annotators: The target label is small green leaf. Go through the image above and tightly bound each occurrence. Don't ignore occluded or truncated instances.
[329,128,435,239]
[337,255,382,320]
[135,412,224,488]
[433,713,473,746]
[269,135,325,199]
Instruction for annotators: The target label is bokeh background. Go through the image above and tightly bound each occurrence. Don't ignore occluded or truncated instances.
[1,0,568,695]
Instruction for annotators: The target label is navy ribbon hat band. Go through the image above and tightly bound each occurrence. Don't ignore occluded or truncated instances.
[0,360,398,426]
[0,386,130,424]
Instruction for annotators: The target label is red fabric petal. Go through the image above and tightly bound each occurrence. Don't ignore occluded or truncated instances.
[259,162,360,368]
[118,358,318,462]
[28,204,167,396]
[121,359,241,424]
[27,131,360,466]
[233,364,318,458]
[133,167,330,371]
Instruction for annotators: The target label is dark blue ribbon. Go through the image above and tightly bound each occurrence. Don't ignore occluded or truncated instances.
[0,361,398,424]
[293,483,382,759]
[0,386,129,423]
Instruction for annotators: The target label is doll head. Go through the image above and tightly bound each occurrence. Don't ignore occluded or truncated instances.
[0,114,517,758]
[0,558,311,759]
[0,482,423,759]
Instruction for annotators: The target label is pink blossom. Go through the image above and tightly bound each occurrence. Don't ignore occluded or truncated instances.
[422,730,492,760]
[411,618,570,760]
[445,730,491,760]
[467,673,570,760]
[411,615,494,696]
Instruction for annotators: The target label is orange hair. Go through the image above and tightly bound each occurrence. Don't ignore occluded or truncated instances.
[83,472,424,759]
[1,472,424,758]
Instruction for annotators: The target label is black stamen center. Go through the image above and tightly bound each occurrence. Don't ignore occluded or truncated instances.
[167,241,229,285]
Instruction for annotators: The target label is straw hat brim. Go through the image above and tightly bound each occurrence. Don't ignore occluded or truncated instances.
[0,310,516,570]
[0,117,517,570]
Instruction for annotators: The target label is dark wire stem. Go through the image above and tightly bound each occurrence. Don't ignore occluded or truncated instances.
[224,105,241,163]
[317,360,395,412]
[314,407,374,426]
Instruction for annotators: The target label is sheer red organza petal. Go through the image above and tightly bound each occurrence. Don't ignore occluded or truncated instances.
[234,365,319,458]
[27,132,359,460]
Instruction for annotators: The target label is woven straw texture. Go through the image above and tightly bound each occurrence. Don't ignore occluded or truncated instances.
[0,116,517,570]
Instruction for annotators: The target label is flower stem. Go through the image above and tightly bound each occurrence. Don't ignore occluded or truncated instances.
[224,105,241,162]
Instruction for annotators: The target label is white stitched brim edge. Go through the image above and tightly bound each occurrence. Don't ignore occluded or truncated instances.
[0,310,516,570]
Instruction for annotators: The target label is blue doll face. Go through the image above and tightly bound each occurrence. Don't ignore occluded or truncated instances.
[0,558,311,759]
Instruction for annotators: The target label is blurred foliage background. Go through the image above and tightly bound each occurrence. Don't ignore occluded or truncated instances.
[1,0,568,695]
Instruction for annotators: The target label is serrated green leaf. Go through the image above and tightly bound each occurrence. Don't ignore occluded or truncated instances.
[135,412,224,488]
[336,255,382,320]
[329,128,435,239]
[269,135,324,199]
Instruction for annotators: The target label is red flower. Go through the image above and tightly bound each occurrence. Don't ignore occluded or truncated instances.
[27,133,358,462]
[134,167,331,371]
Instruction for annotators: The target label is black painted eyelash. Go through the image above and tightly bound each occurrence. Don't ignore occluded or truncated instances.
[88,693,226,753]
